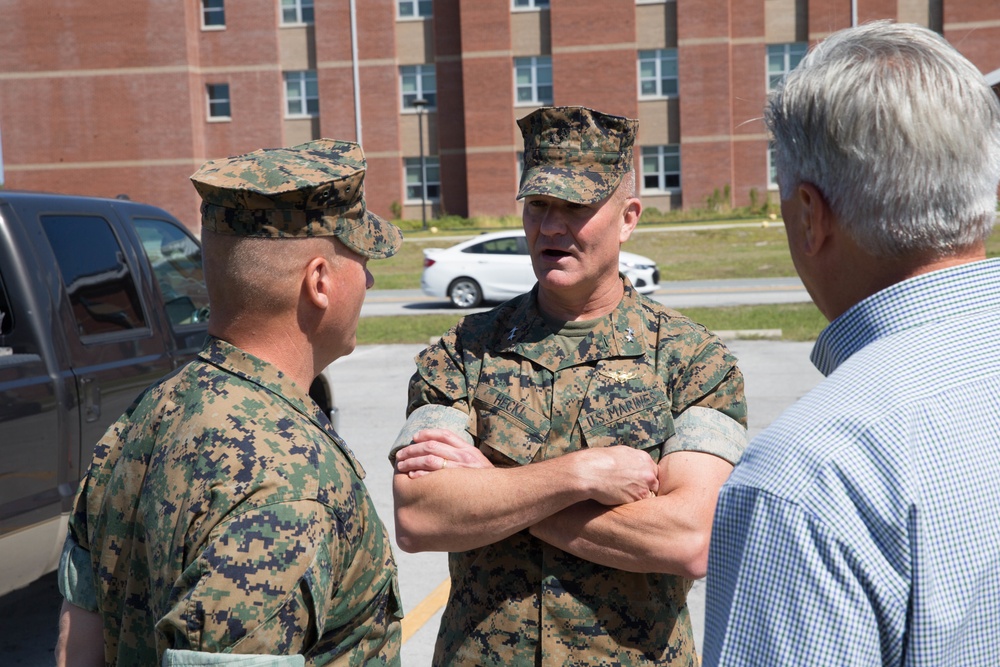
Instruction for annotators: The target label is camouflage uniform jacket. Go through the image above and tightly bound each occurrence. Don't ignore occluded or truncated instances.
[406,280,747,666]
[60,337,402,666]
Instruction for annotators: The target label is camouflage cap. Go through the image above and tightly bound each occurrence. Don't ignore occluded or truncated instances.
[190,139,403,259]
[516,106,638,204]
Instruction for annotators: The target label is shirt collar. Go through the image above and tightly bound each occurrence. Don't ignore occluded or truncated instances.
[198,336,365,477]
[811,258,1000,376]
[498,277,647,371]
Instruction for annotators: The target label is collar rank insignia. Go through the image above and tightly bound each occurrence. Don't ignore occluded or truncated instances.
[624,327,635,342]
[507,326,519,341]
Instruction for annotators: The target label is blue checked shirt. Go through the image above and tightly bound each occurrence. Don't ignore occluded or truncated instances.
[703,258,1000,666]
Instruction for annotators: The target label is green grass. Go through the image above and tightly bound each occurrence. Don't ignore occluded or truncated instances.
[370,221,797,290]
[356,303,828,345]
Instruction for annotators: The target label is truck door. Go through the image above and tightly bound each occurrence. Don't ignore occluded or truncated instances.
[38,208,174,476]
[0,255,70,593]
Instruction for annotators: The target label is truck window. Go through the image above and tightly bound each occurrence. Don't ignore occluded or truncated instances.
[40,215,147,336]
[132,218,210,326]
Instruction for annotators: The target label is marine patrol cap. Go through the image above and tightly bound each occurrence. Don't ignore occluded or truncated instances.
[516,106,638,204]
[190,139,403,259]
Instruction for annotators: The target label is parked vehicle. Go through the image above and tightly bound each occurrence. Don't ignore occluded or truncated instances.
[0,191,337,596]
[420,230,660,308]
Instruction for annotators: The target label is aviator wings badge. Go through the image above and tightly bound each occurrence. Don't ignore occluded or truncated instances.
[599,369,638,383]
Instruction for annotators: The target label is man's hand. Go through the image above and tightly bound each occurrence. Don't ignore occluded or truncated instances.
[394,428,493,477]
[566,446,659,505]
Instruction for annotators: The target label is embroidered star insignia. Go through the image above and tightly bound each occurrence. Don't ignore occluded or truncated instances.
[625,327,635,342]
[599,369,638,383]
[507,326,519,341]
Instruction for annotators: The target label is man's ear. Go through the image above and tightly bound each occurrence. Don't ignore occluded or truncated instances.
[796,183,833,257]
[619,197,642,243]
[303,256,331,309]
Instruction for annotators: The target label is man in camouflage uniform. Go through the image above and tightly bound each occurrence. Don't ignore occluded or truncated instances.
[55,140,404,667]
[391,107,748,665]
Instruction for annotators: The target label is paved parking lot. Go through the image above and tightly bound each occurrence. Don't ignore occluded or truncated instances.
[326,338,824,663]
[0,337,823,665]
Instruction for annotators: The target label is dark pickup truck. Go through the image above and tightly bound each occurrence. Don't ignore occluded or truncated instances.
[0,191,338,596]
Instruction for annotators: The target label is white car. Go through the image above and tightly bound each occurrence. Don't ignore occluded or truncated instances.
[421,230,660,308]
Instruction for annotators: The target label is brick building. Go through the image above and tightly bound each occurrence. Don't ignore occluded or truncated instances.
[1,0,998,230]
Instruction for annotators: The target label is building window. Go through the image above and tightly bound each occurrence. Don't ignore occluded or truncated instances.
[767,142,778,189]
[641,145,680,192]
[513,0,549,8]
[515,56,553,106]
[206,84,231,120]
[281,0,314,25]
[400,65,436,110]
[284,71,319,117]
[638,48,678,98]
[405,157,441,201]
[201,0,225,29]
[767,43,807,89]
[398,0,432,18]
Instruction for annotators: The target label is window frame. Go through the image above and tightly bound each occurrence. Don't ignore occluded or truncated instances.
[280,0,314,25]
[206,83,231,121]
[514,56,553,106]
[767,142,779,190]
[400,64,437,111]
[397,0,432,18]
[640,145,681,193]
[201,0,225,30]
[283,70,319,118]
[637,48,679,99]
[512,0,549,9]
[404,156,441,203]
[767,42,807,90]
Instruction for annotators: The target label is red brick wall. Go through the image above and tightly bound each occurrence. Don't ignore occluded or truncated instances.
[435,0,469,217]
[550,0,637,118]
[3,0,997,226]
[455,0,518,218]
[677,0,734,209]
[944,3,1000,77]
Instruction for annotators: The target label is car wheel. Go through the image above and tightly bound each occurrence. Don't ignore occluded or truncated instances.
[448,277,483,308]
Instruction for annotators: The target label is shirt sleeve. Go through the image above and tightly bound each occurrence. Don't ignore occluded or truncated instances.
[702,484,903,666]
[405,328,472,417]
[670,332,747,428]
[158,500,342,657]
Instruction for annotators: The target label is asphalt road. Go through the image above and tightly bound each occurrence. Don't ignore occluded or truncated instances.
[0,336,825,665]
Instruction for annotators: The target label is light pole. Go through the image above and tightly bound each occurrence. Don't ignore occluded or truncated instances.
[412,97,428,231]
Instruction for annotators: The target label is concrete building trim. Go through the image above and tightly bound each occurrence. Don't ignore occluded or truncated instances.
[552,42,638,54]
[0,64,282,81]
[318,58,396,69]
[944,20,1000,30]
[7,158,203,172]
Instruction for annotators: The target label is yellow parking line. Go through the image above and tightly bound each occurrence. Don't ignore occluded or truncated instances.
[401,578,451,643]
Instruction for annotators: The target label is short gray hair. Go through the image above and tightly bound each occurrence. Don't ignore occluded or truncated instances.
[766,20,1000,258]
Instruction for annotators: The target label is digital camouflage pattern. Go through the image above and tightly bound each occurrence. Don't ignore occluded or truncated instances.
[517,106,638,204]
[60,337,402,666]
[405,280,747,666]
[190,139,403,259]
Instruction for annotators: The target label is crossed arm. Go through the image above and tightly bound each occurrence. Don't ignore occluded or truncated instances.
[392,426,734,578]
